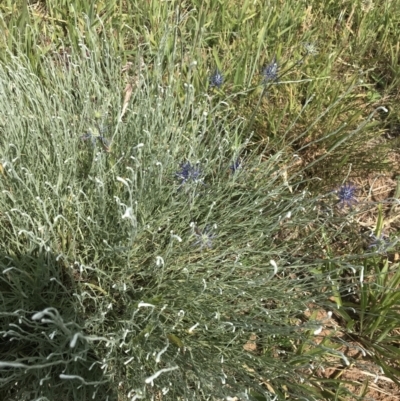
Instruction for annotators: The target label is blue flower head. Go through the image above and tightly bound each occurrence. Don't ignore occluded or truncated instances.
[193,225,216,250]
[263,57,279,83]
[210,69,224,88]
[97,136,111,152]
[337,183,357,207]
[368,233,396,254]
[80,132,96,147]
[175,161,202,186]
[80,131,110,152]
[230,158,242,173]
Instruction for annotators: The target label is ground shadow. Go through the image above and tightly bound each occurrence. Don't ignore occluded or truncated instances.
[0,249,117,401]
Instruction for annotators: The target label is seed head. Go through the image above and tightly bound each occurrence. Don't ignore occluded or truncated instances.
[193,226,216,250]
[303,42,318,56]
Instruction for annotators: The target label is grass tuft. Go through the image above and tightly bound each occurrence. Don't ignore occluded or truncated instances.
[0,2,399,400]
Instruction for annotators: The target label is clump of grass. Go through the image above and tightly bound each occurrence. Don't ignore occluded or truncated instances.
[0,2,399,400]
[0,39,378,401]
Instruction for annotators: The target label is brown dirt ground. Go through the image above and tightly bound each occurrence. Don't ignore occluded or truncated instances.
[309,308,400,401]
[304,150,399,400]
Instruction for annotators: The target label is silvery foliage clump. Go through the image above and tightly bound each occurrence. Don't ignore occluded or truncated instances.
[0,43,365,401]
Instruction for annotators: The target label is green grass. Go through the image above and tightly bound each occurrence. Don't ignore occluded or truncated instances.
[0,1,399,400]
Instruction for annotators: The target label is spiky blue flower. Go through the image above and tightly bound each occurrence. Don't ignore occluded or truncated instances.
[193,226,216,250]
[230,158,242,173]
[337,183,357,207]
[210,70,224,88]
[80,132,96,147]
[175,161,202,186]
[97,136,111,152]
[368,233,392,253]
[263,57,279,83]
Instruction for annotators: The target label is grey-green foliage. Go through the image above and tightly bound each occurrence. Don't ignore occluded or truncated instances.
[0,41,353,401]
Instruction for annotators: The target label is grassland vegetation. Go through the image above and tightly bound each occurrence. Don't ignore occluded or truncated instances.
[0,1,399,400]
